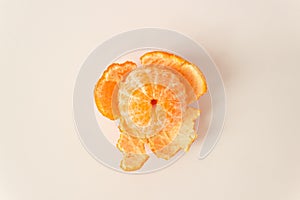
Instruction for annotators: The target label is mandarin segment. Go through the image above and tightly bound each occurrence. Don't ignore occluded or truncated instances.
[94,61,137,120]
[128,89,152,126]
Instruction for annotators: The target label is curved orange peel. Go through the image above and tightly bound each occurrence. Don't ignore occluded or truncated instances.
[140,51,207,101]
[94,61,137,120]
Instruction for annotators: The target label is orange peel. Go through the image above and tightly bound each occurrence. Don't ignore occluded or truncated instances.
[94,61,137,120]
[117,133,149,171]
[140,51,207,102]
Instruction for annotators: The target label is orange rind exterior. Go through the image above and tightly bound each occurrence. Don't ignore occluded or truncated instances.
[94,61,137,120]
[140,51,207,102]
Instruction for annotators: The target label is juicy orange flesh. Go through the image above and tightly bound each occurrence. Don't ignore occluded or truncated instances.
[126,83,183,152]
[128,83,182,129]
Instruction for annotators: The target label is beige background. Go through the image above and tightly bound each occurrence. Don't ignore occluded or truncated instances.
[1,0,300,199]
